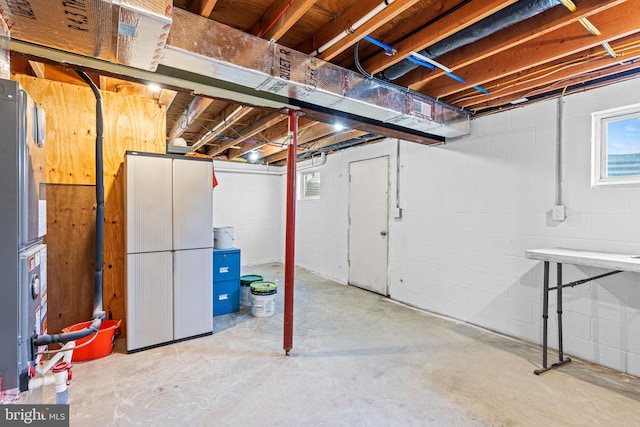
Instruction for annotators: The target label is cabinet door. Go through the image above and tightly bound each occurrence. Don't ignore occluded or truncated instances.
[126,154,173,253]
[126,252,173,351]
[174,248,213,339]
[173,158,213,250]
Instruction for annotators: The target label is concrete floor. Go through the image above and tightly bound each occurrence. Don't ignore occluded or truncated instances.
[46,264,639,426]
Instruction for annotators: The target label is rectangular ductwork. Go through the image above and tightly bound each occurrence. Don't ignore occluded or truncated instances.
[2,4,469,139]
[162,8,470,139]
[0,0,172,71]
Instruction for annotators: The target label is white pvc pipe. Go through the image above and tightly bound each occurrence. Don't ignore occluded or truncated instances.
[312,0,395,57]
[35,341,75,376]
[410,51,452,73]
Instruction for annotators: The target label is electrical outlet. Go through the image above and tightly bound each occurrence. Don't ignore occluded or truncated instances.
[552,205,565,221]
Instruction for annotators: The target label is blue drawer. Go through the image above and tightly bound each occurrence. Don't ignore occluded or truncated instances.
[213,278,240,316]
[213,248,240,282]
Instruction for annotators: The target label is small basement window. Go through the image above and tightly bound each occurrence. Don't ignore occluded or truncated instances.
[592,103,640,186]
[300,171,320,199]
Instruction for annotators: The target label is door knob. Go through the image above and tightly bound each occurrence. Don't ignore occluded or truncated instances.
[380,231,387,236]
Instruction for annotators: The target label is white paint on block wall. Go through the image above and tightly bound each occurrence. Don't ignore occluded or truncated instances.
[212,161,284,266]
[211,77,640,376]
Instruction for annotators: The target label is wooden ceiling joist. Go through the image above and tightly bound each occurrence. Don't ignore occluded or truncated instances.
[360,0,519,75]
[421,0,640,99]
[301,0,420,61]
[451,36,640,110]
[398,0,630,90]
[189,0,219,17]
[252,0,319,41]
[168,96,215,142]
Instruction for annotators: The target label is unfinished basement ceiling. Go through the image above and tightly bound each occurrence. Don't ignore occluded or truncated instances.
[6,0,640,165]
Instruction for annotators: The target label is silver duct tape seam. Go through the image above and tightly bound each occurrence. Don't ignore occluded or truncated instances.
[0,0,116,63]
[117,0,172,71]
[0,13,8,79]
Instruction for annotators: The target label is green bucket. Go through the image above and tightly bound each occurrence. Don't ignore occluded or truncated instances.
[240,274,263,287]
[249,281,278,296]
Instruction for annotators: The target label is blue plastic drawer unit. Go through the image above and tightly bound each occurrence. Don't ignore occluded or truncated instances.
[213,248,240,315]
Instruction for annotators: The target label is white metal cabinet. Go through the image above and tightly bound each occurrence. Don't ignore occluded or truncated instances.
[173,248,213,340]
[125,154,173,253]
[125,252,174,351]
[125,152,213,352]
[173,157,213,250]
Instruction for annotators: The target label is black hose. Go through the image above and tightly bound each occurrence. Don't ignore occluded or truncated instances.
[33,71,106,347]
[33,317,103,346]
[76,70,105,321]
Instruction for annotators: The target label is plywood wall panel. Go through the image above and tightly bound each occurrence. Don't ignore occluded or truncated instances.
[14,75,166,334]
[44,184,95,334]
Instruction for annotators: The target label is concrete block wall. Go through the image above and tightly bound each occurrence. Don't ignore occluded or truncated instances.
[212,77,640,376]
[212,161,284,266]
[295,141,398,284]
[388,78,640,376]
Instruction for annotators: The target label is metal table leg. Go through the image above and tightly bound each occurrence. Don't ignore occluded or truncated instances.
[535,262,571,375]
[551,263,571,369]
[534,261,550,375]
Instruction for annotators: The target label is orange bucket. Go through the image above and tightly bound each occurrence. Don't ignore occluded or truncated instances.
[62,320,121,362]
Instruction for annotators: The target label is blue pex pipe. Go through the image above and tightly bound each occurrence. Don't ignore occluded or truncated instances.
[473,85,490,94]
[445,72,465,83]
[363,35,395,53]
[407,56,436,70]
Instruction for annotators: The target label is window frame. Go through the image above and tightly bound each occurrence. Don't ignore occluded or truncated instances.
[591,103,640,187]
[299,170,321,200]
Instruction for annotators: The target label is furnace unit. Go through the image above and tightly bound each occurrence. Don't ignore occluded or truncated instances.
[0,78,47,403]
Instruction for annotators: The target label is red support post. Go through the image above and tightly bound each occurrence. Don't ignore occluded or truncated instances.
[284,110,301,355]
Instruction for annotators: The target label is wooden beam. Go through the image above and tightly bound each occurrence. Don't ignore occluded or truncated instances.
[202,106,255,154]
[360,0,519,75]
[257,121,332,160]
[470,58,640,113]
[189,0,218,17]
[28,60,45,78]
[420,0,640,99]
[450,36,640,109]
[304,0,420,61]
[263,129,370,164]
[168,96,214,142]
[157,89,178,108]
[398,0,630,89]
[226,113,288,159]
[252,0,318,41]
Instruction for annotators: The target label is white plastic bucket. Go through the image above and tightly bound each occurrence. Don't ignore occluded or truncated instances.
[250,281,277,317]
[240,275,263,307]
[213,226,234,249]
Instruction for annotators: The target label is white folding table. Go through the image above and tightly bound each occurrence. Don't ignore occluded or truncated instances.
[525,248,640,374]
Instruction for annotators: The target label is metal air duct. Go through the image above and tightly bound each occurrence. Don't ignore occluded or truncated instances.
[0,0,172,71]
[162,8,470,139]
[381,0,562,80]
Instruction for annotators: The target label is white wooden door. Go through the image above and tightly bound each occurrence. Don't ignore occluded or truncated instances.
[348,156,389,295]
